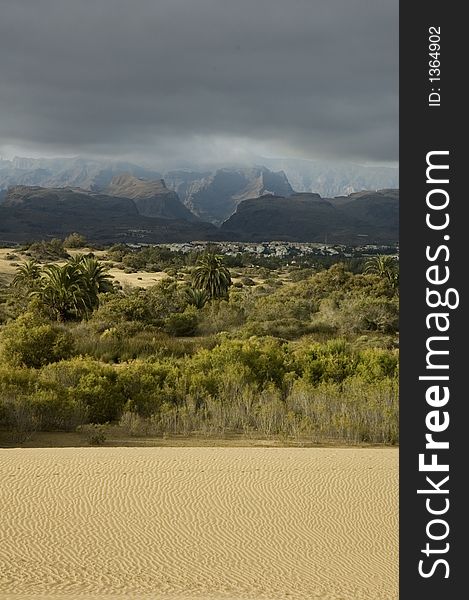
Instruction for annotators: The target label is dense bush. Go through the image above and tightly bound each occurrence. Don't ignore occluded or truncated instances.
[77,423,109,445]
[288,268,315,282]
[26,239,69,261]
[0,313,74,368]
[0,365,86,437]
[197,300,245,335]
[0,335,399,442]
[93,278,187,327]
[64,232,87,248]
[44,358,126,423]
[164,307,198,337]
[113,246,186,272]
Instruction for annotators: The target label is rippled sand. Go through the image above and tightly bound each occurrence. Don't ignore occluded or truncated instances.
[0,447,398,599]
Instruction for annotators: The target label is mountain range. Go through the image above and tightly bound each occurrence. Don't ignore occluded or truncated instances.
[0,157,399,245]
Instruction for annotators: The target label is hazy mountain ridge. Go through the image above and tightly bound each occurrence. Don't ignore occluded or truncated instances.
[260,158,398,197]
[1,155,398,210]
[0,157,162,193]
[164,167,294,224]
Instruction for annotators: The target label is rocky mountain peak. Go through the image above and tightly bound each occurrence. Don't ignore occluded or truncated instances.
[165,166,294,225]
[105,173,199,222]
[106,173,169,198]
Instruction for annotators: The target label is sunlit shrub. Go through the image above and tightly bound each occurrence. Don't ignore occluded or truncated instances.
[0,313,74,368]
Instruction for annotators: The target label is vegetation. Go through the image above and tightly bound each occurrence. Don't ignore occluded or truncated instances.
[192,253,232,300]
[12,259,42,290]
[0,246,399,446]
[364,255,399,291]
[64,232,87,248]
[13,255,114,321]
[25,238,69,261]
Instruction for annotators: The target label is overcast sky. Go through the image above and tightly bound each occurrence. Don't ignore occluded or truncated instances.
[0,0,398,167]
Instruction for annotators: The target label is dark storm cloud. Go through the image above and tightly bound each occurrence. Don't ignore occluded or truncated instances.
[0,0,398,164]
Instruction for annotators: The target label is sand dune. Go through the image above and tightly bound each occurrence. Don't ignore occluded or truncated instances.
[0,448,398,599]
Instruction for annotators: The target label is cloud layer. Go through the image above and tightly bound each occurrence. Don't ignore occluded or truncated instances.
[0,0,398,165]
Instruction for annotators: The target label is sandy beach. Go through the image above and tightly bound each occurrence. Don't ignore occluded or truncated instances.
[0,447,398,599]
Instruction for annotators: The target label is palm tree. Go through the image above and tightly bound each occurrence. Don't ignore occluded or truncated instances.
[192,253,232,300]
[12,260,43,291]
[185,287,209,309]
[77,256,114,312]
[66,253,86,267]
[19,254,114,321]
[39,263,85,321]
[364,255,399,291]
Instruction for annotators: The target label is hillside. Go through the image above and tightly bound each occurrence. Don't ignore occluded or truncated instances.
[0,180,399,245]
[0,186,221,244]
[221,190,399,243]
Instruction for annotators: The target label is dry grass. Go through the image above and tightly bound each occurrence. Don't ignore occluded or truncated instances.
[0,247,171,289]
[0,430,394,449]
[0,248,23,281]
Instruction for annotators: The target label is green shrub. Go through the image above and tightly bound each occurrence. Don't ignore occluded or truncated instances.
[68,370,125,423]
[356,348,399,381]
[40,358,126,423]
[116,361,180,417]
[164,307,198,337]
[94,279,188,327]
[0,313,75,368]
[288,268,314,282]
[64,232,86,248]
[27,238,69,261]
[33,389,87,431]
[240,276,256,286]
[78,423,109,445]
[301,339,357,385]
[190,337,290,389]
[340,296,399,334]
[197,300,245,335]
